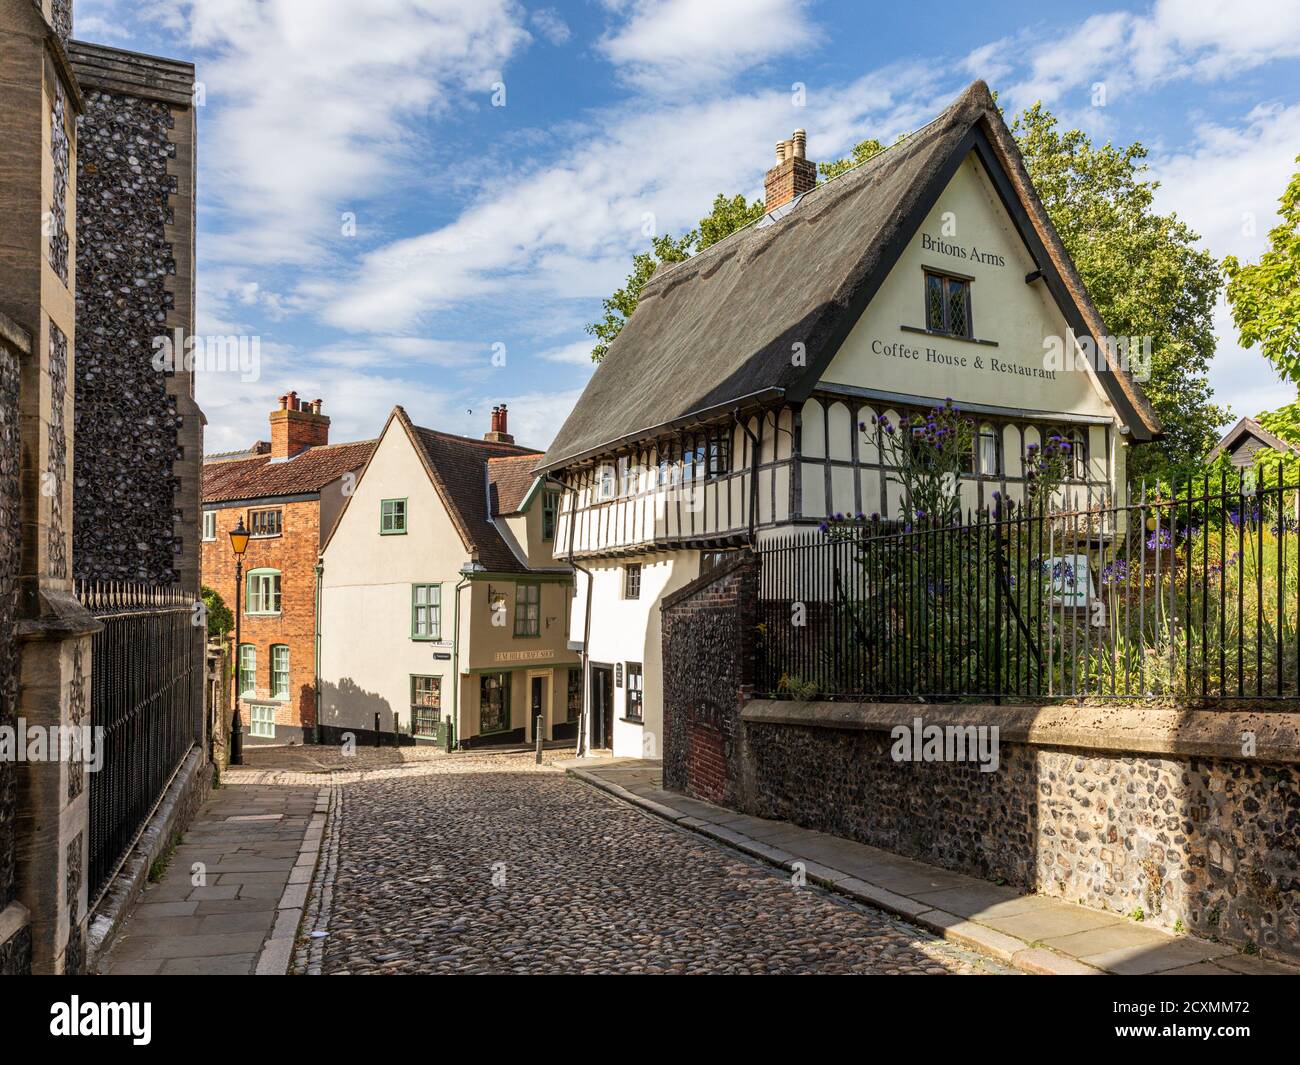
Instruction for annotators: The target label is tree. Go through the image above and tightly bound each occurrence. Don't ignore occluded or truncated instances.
[1012,104,1227,480]
[1223,157,1300,387]
[585,232,694,363]
[698,193,765,251]
[201,584,233,638]
[586,194,765,362]
[818,138,885,180]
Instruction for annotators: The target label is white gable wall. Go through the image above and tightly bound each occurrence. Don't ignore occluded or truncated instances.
[318,421,468,736]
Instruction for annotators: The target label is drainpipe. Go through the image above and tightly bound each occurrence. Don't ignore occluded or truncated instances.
[314,561,323,745]
[548,473,592,757]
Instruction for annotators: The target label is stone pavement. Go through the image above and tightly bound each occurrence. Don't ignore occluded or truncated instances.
[293,749,1011,974]
[96,783,327,975]
[562,757,1300,977]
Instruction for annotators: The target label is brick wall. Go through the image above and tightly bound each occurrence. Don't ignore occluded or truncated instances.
[660,551,756,805]
[201,498,321,742]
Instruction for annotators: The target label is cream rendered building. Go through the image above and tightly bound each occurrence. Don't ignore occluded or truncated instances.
[319,407,576,747]
[538,80,1159,760]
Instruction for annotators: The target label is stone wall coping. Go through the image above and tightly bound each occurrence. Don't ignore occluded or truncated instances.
[0,900,32,948]
[661,548,755,612]
[742,698,1300,764]
[0,311,33,357]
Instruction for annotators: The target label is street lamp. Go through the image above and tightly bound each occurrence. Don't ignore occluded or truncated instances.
[229,517,250,765]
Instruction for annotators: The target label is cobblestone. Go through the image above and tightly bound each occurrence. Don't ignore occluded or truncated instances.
[304,752,1009,975]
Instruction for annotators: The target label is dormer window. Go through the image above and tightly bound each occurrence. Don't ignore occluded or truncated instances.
[925,271,972,338]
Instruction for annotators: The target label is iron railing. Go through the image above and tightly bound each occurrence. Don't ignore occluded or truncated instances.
[756,470,1300,706]
[77,581,203,905]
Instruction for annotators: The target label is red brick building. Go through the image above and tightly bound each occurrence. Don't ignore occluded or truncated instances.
[202,394,374,744]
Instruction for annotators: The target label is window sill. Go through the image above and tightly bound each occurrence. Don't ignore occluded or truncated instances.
[900,324,998,347]
[245,612,282,618]
[620,716,644,726]
[410,636,444,643]
[379,530,408,536]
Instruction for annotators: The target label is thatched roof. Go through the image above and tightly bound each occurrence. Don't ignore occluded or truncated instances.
[539,80,1158,474]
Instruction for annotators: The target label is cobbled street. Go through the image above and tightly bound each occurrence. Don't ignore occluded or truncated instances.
[297,751,1009,975]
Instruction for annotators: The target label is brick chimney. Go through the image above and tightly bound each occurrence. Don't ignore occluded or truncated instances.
[764,128,816,213]
[483,403,514,445]
[269,393,330,459]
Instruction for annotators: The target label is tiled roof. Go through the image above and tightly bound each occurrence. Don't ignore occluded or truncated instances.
[409,426,540,572]
[202,439,376,503]
[487,454,540,516]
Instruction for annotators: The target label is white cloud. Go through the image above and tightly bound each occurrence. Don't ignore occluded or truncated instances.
[1006,0,1300,110]
[598,0,818,93]
[538,340,598,365]
[1151,100,1300,423]
[190,0,531,268]
[530,7,571,45]
[320,64,940,333]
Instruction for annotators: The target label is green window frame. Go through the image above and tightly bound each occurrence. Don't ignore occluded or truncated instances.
[542,490,559,542]
[480,672,511,735]
[411,583,441,640]
[380,498,407,534]
[411,675,441,737]
[246,569,281,615]
[270,644,290,700]
[513,582,540,637]
[249,704,276,739]
[238,644,256,697]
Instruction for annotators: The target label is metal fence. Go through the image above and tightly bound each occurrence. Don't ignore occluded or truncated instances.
[756,470,1300,706]
[77,581,203,905]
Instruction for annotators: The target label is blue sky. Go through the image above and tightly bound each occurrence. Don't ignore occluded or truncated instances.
[76,0,1300,452]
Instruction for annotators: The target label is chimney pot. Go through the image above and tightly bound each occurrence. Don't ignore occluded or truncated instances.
[764,128,818,214]
[269,393,330,459]
[483,403,514,445]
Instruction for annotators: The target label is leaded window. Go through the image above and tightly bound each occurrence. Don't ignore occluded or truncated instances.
[624,563,641,600]
[924,271,972,338]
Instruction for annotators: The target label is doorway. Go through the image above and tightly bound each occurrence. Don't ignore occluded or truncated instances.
[590,664,614,750]
[530,675,546,741]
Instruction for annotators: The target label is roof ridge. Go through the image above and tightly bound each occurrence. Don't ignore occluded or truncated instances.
[413,424,540,454]
[642,86,976,295]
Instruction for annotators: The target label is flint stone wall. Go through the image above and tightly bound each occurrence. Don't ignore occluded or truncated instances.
[72,88,182,584]
[0,329,22,923]
[739,704,1299,959]
[663,559,1300,962]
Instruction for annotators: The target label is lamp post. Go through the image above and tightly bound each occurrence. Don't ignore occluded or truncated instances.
[229,517,250,766]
